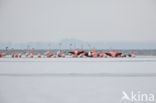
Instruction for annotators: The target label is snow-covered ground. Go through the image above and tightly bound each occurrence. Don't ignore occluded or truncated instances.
[0,57,156,103]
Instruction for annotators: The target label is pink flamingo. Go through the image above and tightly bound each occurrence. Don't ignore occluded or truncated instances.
[128,51,136,57]
[37,53,41,58]
[44,46,52,58]
[0,47,8,58]
[30,48,34,58]
[18,53,22,58]
[57,43,65,58]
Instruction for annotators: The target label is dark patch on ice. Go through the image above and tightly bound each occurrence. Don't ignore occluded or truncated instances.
[0,60,156,62]
[0,73,156,77]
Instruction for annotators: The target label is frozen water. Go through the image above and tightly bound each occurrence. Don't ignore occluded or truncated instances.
[0,57,156,103]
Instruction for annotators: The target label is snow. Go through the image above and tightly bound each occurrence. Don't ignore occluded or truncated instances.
[0,57,156,103]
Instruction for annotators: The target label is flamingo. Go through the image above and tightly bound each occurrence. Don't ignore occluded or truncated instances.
[97,51,103,57]
[105,49,126,58]
[105,50,115,57]
[11,48,15,58]
[18,53,22,58]
[83,51,93,57]
[68,43,83,57]
[30,48,34,58]
[69,43,78,58]
[103,51,107,58]
[56,50,65,58]
[57,43,65,58]
[44,47,52,58]
[11,48,22,58]
[96,51,107,58]
[56,50,61,57]
[92,48,98,57]
[52,53,56,58]
[0,47,8,58]
[61,51,65,58]
[25,45,30,57]
[15,54,18,58]
[128,51,136,57]
[83,44,94,57]
[37,53,41,58]
[25,52,29,57]
[68,43,84,58]
[30,53,34,58]
[78,44,85,58]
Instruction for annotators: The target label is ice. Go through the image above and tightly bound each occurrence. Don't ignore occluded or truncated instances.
[0,57,156,103]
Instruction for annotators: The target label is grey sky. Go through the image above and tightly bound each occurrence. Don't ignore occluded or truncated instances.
[0,0,156,43]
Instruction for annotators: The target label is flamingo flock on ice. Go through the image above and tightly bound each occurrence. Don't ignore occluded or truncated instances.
[0,44,136,58]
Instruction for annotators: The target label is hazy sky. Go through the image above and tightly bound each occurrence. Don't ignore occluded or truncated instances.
[0,0,156,43]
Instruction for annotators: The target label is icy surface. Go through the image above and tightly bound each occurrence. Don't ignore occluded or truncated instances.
[0,57,156,103]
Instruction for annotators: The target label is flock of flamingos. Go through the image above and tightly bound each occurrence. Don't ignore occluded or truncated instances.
[0,46,136,58]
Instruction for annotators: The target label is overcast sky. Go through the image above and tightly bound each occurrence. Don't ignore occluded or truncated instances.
[0,0,156,43]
